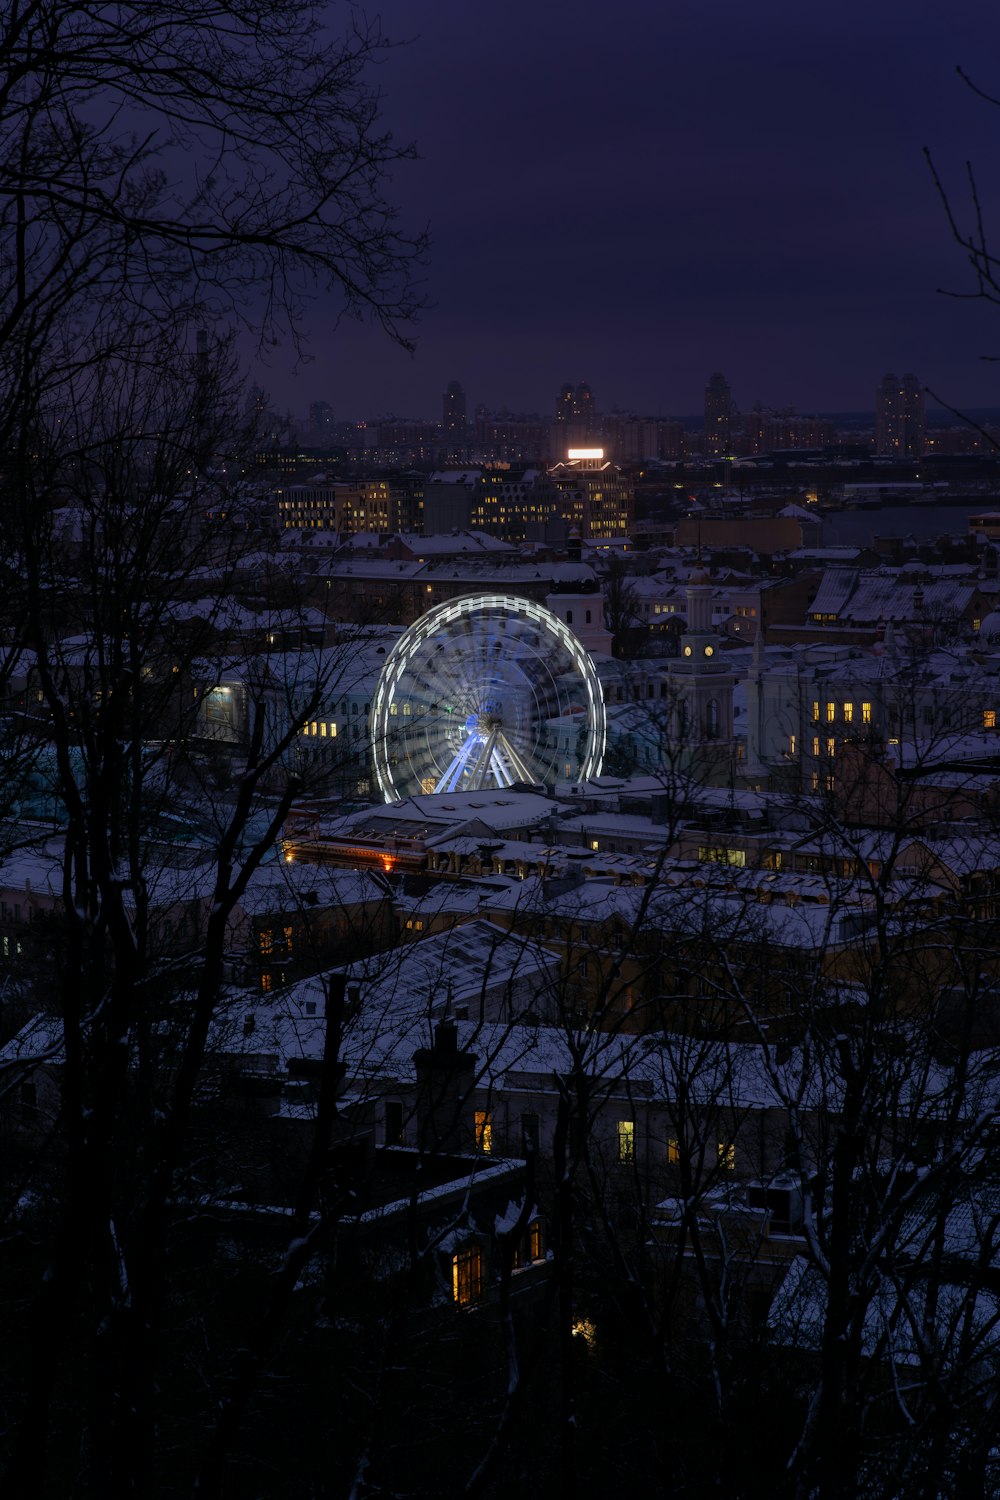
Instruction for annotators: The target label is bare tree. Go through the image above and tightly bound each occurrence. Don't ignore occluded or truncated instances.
[0,4,424,1492]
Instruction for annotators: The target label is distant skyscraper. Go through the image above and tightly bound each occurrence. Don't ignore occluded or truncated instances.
[704,372,733,456]
[875,372,925,457]
[554,382,596,434]
[442,379,467,435]
[574,382,595,434]
[309,400,334,440]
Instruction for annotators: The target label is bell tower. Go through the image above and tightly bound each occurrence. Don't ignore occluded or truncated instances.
[668,559,735,749]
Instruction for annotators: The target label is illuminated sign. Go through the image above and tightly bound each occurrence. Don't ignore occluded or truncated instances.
[567,447,605,460]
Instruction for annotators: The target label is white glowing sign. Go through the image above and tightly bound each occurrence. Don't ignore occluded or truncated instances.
[567,447,605,460]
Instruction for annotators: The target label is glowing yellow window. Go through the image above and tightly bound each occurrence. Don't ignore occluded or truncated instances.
[826,702,835,723]
[843,703,853,723]
[667,1138,681,1165]
[258,929,273,956]
[811,701,820,722]
[320,722,327,737]
[617,1120,635,1164]
[812,737,820,757]
[862,702,872,724]
[329,722,337,737]
[475,1111,493,1154]
[788,734,796,756]
[718,1141,736,1171]
[826,737,836,758]
[985,710,997,730]
[452,1245,484,1306]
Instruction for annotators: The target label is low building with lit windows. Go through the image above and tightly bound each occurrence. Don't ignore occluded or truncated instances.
[744,636,1000,793]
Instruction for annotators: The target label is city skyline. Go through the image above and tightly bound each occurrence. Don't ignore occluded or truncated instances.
[253,0,1000,422]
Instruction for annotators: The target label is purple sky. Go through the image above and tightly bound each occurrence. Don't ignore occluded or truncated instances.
[259,0,1000,423]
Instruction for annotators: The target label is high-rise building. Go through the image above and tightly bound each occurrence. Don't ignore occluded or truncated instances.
[574,382,595,434]
[442,379,467,435]
[554,382,596,434]
[704,372,734,456]
[308,400,334,442]
[875,372,925,457]
[547,448,633,538]
[555,383,575,425]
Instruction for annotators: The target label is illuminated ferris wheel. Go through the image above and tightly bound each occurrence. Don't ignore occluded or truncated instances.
[371,594,606,802]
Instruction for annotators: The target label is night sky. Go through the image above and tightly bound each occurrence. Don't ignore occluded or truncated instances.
[263,0,1000,423]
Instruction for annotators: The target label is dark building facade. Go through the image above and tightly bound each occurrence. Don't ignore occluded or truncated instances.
[875,371,925,457]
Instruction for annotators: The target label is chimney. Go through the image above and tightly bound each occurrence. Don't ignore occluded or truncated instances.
[412,1021,476,1155]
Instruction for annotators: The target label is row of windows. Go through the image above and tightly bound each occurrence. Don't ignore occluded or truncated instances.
[452,1219,547,1306]
[617,1121,735,1170]
[811,701,873,725]
[697,846,746,867]
[476,1109,736,1173]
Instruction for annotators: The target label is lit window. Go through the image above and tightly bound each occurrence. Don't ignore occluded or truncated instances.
[843,703,853,723]
[403,703,411,716]
[812,736,820,758]
[811,701,820,722]
[475,1111,493,1154]
[667,1138,680,1165]
[617,1120,635,1164]
[452,1244,485,1306]
[283,925,294,955]
[258,929,273,956]
[390,703,398,716]
[329,722,337,737]
[260,973,272,994]
[590,839,599,851]
[826,738,835,758]
[320,722,327,737]
[718,1141,736,1171]
[862,702,872,724]
[528,1219,544,1261]
[788,734,796,756]
[985,710,997,730]
[826,702,835,723]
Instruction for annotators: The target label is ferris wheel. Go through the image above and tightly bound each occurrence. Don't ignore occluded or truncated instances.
[371,593,606,802]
